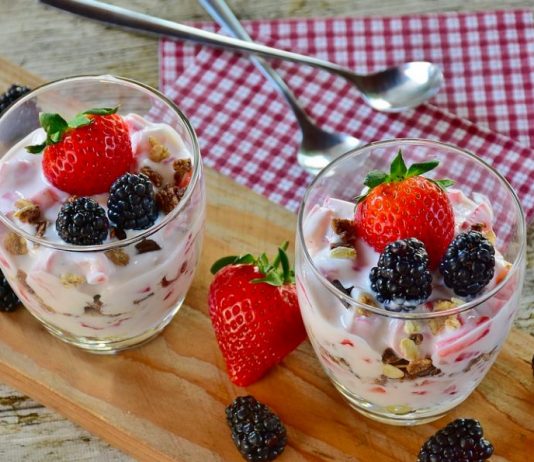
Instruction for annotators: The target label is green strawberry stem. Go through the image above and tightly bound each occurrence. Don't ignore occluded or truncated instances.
[210,241,295,286]
[355,150,454,203]
[26,106,119,154]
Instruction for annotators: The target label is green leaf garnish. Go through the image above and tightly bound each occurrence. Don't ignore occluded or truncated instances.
[210,241,295,286]
[389,150,408,180]
[26,106,119,154]
[355,150,451,204]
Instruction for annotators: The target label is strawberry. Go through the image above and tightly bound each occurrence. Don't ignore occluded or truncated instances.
[208,243,306,386]
[354,151,455,268]
[27,107,134,195]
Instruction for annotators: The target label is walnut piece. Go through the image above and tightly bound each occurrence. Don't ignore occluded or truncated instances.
[155,184,185,214]
[173,158,192,185]
[105,248,130,266]
[60,273,86,287]
[148,136,170,162]
[14,199,41,224]
[140,165,163,188]
[4,232,28,255]
[331,218,356,249]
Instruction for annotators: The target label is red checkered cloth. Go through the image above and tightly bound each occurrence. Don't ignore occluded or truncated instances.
[159,9,534,221]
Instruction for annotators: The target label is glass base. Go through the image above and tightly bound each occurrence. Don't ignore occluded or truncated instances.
[34,300,184,354]
[331,376,468,426]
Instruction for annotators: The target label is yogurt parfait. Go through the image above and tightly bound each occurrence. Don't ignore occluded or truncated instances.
[0,76,205,353]
[296,140,525,424]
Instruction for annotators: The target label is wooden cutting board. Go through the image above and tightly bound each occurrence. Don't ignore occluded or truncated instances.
[0,58,531,462]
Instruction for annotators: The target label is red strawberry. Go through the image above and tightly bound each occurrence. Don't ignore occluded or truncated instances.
[208,243,306,386]
[354,151,455,268]
[27,107,133,195]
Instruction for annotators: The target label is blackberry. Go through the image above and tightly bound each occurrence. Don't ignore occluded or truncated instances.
[369,238,432,310]
[439,231,495,297]
[107,173,158,230]
[0,270,21,312]
[418,418,494,462]
[226,396,287,462]
[0,84,31,114]
[56,197,109,245]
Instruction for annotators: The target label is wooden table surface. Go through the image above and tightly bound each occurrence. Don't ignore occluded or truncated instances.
[0,1,533,460]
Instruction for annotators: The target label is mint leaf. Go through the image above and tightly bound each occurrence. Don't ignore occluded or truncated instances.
[389,150,407,180]
[210,255,239,274]
[83,107,118,116]
[68,113,92,129]
[406,160,439,178]
[25,143,46,154]
[363,170,388,188]
[433,179,455,190]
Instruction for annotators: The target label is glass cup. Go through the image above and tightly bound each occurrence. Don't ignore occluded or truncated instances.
[0,76,205,353]
[295,139,525,425]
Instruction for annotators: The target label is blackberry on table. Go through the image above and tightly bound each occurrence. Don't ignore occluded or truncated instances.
[0,84,31,114]
[439,231,495,297]
[369,238,432,311]
[226,396,287,462]
[418,418,494,462]
[56,197,109,245]
[107,173,158,230]
[0,270,21,312]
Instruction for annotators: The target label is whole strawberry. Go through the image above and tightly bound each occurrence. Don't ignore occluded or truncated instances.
[208,243,306,387]
[27,107,134,195]
[354,151,454,268]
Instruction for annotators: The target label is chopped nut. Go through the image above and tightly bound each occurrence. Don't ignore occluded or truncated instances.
[382,348,409,367]
[331,218,356,248]
[105,248,130,266]
[35,221,47,239]
[155,184,185,214]
[135,239,161,254]
[400,338,419,361]
[4,232,28,255]
[84,294,103,315]
[404,320,422,334]
[385,404,412,415]
[433,299,458,312]
[406,358,440,377]
[60,273,86,287]
[471,223,496,245]
[357,292,378,308]
[172,158,192,179]
[382,364,405,379]
[110,227,127,241]
[140,165,163,187]
[14,199,41,224]
[148,136,170,162]
[409,333,424,345]
[429,318,445,335]
[330,246,357,259]
[445,315,461,330]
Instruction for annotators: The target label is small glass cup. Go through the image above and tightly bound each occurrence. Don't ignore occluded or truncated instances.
[295,139,525,425]
[0,76,205,353]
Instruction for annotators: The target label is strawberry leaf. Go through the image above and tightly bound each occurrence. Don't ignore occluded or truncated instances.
[252,272,283,286]
[25,143,46,154]
[389,150,408,180]
[278,247,291,283]
[363,171,388,188]
[68,113,92,129]
[83,107,118,116]
[406,160,439,178]
[433,178,455,190]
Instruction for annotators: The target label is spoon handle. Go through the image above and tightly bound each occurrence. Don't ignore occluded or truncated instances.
[40,0,351,78]
[198,0,316,129]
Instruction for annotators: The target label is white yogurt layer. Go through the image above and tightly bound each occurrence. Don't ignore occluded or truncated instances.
[297,190,519,414]
[0,114,204,343]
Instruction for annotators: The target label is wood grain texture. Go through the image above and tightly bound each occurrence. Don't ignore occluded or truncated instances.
[0,59,532,462]
[0,0,532,88]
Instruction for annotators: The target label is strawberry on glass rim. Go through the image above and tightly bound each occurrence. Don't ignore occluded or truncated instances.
[26,107,134,196]
[208,242,306,387]
[354,151,455,268]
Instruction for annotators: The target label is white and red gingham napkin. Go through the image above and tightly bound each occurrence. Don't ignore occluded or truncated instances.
[159,9,534,221]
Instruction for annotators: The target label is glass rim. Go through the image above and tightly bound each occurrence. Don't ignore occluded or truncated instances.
[296,138,526,320]
[0,74,202,253]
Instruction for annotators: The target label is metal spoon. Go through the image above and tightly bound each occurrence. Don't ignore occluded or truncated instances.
[198,0,361,173]
[41,0,444,115]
